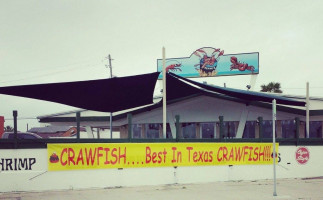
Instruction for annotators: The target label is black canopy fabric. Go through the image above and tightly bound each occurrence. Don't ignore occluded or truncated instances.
[168,73,306,107]
[0,72,160,112]
[165,73,203,101]
[0,71,305,113]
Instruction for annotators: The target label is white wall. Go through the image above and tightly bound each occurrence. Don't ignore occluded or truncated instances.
[123,95,313,125]
[46,95,313,128]
[0,145,322,192]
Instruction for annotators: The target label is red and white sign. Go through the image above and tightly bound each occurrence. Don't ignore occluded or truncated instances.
[295,147,310,165]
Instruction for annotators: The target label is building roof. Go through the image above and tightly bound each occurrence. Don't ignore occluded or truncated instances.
[168,73,305,107]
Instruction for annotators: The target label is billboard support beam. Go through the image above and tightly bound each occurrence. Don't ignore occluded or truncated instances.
[163,47,167,139]
[249,74,258,91]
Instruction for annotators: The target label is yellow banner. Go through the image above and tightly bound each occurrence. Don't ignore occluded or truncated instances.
[48,143,279,171]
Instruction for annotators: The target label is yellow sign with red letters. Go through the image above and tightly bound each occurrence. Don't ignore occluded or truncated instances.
[48,143,279,171]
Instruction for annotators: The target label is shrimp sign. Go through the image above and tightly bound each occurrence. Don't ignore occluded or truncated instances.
[157,47,259,79]
[48,143,278,171]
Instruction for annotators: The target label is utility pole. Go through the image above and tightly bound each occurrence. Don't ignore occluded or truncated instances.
[105,54,113,139]
[108,54,113,78]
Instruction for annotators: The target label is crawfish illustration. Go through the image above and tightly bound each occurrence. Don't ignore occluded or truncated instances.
[194,48,224,76]
[230,56,255,72]
[165,63,182,73]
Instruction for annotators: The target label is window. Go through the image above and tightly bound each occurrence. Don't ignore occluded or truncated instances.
[145,124,160,138]
[243,121,256,138]
[305,121,322,138]
[132,123,172,139]
[182,123,196,139]
[132,124,142,138]
[262,120,274,138]
[201,123,215,138]
[165,124,172,139]
[223,122,237,138]
[281,120,296,138]
[7,134,14,139]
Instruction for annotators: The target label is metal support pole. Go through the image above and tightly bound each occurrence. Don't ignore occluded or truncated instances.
[219,116,224,141]
[13,110,18,149]
[306,82,310,138]
[272,99,277,196]
[162,47,167,139]
[258,117,263,141]
[248,74,258,91]
[97,128,100,139]
[110,113,113,139]
[76,112,80,140]
[295,117,300,139]
[175,115,180,142]
[127,114,132,141]
[108,54,113,139]
[295,117,300,145]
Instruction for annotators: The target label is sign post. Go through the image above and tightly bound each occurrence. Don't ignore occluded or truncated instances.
[162,47,167,139]
[272,99,277,196]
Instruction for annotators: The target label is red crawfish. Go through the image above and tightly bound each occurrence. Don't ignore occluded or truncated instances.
[165,63,182,73]
[230,56,255,72]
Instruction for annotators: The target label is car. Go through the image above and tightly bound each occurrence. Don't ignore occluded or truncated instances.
[2,132,42,139]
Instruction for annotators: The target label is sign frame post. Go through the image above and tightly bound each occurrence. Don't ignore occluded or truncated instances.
[162,47,167,139]
[272,99,277,196]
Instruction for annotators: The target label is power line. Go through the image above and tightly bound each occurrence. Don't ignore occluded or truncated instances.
[0,63,102,85]
[2,57,102,77]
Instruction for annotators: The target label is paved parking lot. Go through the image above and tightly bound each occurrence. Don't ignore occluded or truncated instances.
[1,178,323,200]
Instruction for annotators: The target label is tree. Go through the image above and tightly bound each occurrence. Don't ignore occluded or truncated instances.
[4,126,14,132]
[260,82,283,93]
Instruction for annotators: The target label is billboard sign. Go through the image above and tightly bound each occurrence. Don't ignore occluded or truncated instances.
[48,143,278,171]
[157,47,259,79]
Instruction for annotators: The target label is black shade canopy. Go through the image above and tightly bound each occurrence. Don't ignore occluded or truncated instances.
[165,73,202,101]
[168,73,306,107]
[0,71,305,113]
[0,72,160,112]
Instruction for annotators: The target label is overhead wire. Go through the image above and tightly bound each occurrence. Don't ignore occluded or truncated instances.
[0,61,103,85]
[2,58,101,77]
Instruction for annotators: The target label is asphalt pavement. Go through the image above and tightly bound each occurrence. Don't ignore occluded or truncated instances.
[1,178,323,200]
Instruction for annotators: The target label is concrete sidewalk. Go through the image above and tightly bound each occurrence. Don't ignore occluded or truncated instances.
[1,178,323,200]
